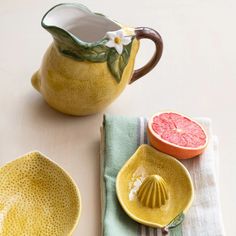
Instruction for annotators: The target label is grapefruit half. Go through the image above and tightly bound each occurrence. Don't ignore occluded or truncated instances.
[147,112,208,159]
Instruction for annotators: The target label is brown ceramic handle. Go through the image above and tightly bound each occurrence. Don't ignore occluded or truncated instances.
[129,27,163,84]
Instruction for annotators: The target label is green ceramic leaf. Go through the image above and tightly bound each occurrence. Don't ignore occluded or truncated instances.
[165,213,184,236]
[107,42,133,83]
[168,213,184,229]
[78,43,109,62]
[45,27,133,83]
[46,27,109,62]
[62,43,109,62]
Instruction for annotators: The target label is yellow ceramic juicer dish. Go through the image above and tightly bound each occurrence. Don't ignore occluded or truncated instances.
[0,152,81,236]
[116,144,194,229]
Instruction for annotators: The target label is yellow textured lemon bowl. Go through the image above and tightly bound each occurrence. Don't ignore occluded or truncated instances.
[116,144,194,228]
[0,151,81,236]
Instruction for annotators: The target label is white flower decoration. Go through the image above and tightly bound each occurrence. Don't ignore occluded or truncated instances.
[105,30,132,55]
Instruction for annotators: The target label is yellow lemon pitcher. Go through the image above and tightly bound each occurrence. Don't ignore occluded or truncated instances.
[32,3,163,116]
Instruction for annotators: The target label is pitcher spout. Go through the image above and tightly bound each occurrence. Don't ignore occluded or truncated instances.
[41,3,121,45]
[31,71,41,92]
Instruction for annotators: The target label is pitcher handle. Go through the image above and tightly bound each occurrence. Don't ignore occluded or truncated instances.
[129,27,163,84]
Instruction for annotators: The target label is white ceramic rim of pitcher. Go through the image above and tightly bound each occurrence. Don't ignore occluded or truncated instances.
[41,3,122,45]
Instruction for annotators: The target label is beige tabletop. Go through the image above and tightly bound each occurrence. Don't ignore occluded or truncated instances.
[0,0,235,235]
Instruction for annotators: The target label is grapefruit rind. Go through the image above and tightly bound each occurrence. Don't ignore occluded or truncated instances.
[147,112,208,159]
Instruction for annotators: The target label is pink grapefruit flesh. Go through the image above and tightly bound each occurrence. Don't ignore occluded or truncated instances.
[147,112,208,159]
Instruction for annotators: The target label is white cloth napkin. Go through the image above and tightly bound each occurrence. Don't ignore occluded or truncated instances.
[178,118,225,236]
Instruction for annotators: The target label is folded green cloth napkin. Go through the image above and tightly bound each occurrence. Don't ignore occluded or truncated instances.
[101,114,224,236]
